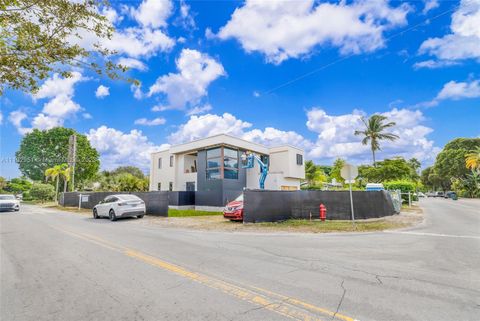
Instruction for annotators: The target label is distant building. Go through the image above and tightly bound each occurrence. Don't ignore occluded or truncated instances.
[149,134,305,209]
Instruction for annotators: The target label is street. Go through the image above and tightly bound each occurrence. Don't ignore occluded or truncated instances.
[1,198,479,321]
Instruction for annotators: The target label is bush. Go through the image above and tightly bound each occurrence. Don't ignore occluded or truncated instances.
[29,183,55,202]
[384,180,417,202]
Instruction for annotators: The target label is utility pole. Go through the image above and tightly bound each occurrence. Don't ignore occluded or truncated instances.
[68,134,77,192]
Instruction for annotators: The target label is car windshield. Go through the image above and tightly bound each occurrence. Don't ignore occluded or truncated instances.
[0,195,15,200]
[118,195,141,201]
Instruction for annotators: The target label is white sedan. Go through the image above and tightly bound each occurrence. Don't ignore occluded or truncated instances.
[93,194,145,221]
[0,194,20,212]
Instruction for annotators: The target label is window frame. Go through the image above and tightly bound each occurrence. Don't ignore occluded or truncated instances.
[169,155,174,167]
[205,146,239,180]
[296,154,303,165]
[168,182,173,191]
[158,157,162,169]
[157,182,161,191]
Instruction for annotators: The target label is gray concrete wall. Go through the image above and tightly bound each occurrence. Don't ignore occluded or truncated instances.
[60,191,169,216]
[243,190,397,223]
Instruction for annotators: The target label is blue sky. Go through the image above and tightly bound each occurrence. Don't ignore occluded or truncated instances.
[1,0,480,178]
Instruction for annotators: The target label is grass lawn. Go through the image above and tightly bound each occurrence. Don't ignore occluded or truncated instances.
[168,208,223,217]
[255,219,406,232]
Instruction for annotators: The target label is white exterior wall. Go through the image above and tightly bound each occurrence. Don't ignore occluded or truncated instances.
[175,154,197,191]
[149,150,175,191]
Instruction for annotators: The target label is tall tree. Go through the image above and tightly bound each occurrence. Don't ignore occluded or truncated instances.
[435,138,480,187]
[354,115,399,166]
[0,0,132,95]
[16,128,99,186]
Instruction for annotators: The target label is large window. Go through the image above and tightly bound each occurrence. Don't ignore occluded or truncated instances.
[223,147,238,179]
[206,146,239,180]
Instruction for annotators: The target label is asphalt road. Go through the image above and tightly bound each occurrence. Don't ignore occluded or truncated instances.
[1,198,479,321]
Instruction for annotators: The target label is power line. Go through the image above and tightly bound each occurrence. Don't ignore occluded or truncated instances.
[263,4,459,95]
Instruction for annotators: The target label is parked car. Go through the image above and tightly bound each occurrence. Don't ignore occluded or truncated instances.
[426,192,435,197]
[444,191,458,200]
[435,191,445,198]
[223,194,244,221]
[417,192,426,198]
[93,194,145,221]
[0,194,20,212]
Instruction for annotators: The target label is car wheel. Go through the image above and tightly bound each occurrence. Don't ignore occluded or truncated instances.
[137,215,144,219]
[109,209,117,222]
[93,208,99,219]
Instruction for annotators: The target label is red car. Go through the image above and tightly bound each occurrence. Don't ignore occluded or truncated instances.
[223,194,244,221]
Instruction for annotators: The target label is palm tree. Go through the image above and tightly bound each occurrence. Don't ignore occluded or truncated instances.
[354,115,399,166]
[45,164,71,202]
[45,165,62,203]
[465,147,480,171]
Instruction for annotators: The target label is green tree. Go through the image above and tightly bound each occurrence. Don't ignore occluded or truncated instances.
[330,158,345,184]
[358,158,412,183]
[110,166,146,179]
[421,166,433,189]
[0,0,132,95]
[305,160,317,185]
[4,177,32,193]
[407,158,421,181]
[117,173,149,192]
[16,128,100,187]
[29,183,55,202]
[354,115,399,166]
[0,176,6,191]
[435,138,480,188]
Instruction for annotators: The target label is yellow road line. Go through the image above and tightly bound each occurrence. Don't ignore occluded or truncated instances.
[53,226,358,321]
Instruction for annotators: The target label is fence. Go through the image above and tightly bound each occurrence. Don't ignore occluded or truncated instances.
[243,190,398,223]
[60,191,169,216]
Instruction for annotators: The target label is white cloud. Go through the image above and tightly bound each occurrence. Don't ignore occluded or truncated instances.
[243,127,312,150]
[129,0,172,29]
[168,113,252,144]
[42,94,81,118]
[306,108,439,163]
[118,57,148,71]
[10,73,85,134]
[413,59,459,69]
[422,0,439,14]
[70,3,174,60]
[87,126,170,170]
[95,85,110,98]
[33,72,84,100]
[134,117,167,126]
[419,0,480,63]
[131,83,144,100]
[436,79,480,100]
[8,111,30,135]
[83,113,92,119]
[106,27,174,58]
[148,49,225,110]
[419,79,480,107]
[216,0,410,64]
[186,104,213,116]
[176,0,196,29]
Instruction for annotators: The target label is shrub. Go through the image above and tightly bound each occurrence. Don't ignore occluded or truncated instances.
[29,183,55,202]
[384,180,417,202]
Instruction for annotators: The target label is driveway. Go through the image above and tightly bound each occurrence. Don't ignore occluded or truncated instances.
[1,198,479,321]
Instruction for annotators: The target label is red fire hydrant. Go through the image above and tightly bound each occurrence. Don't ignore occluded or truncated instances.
[319,204,326,221]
